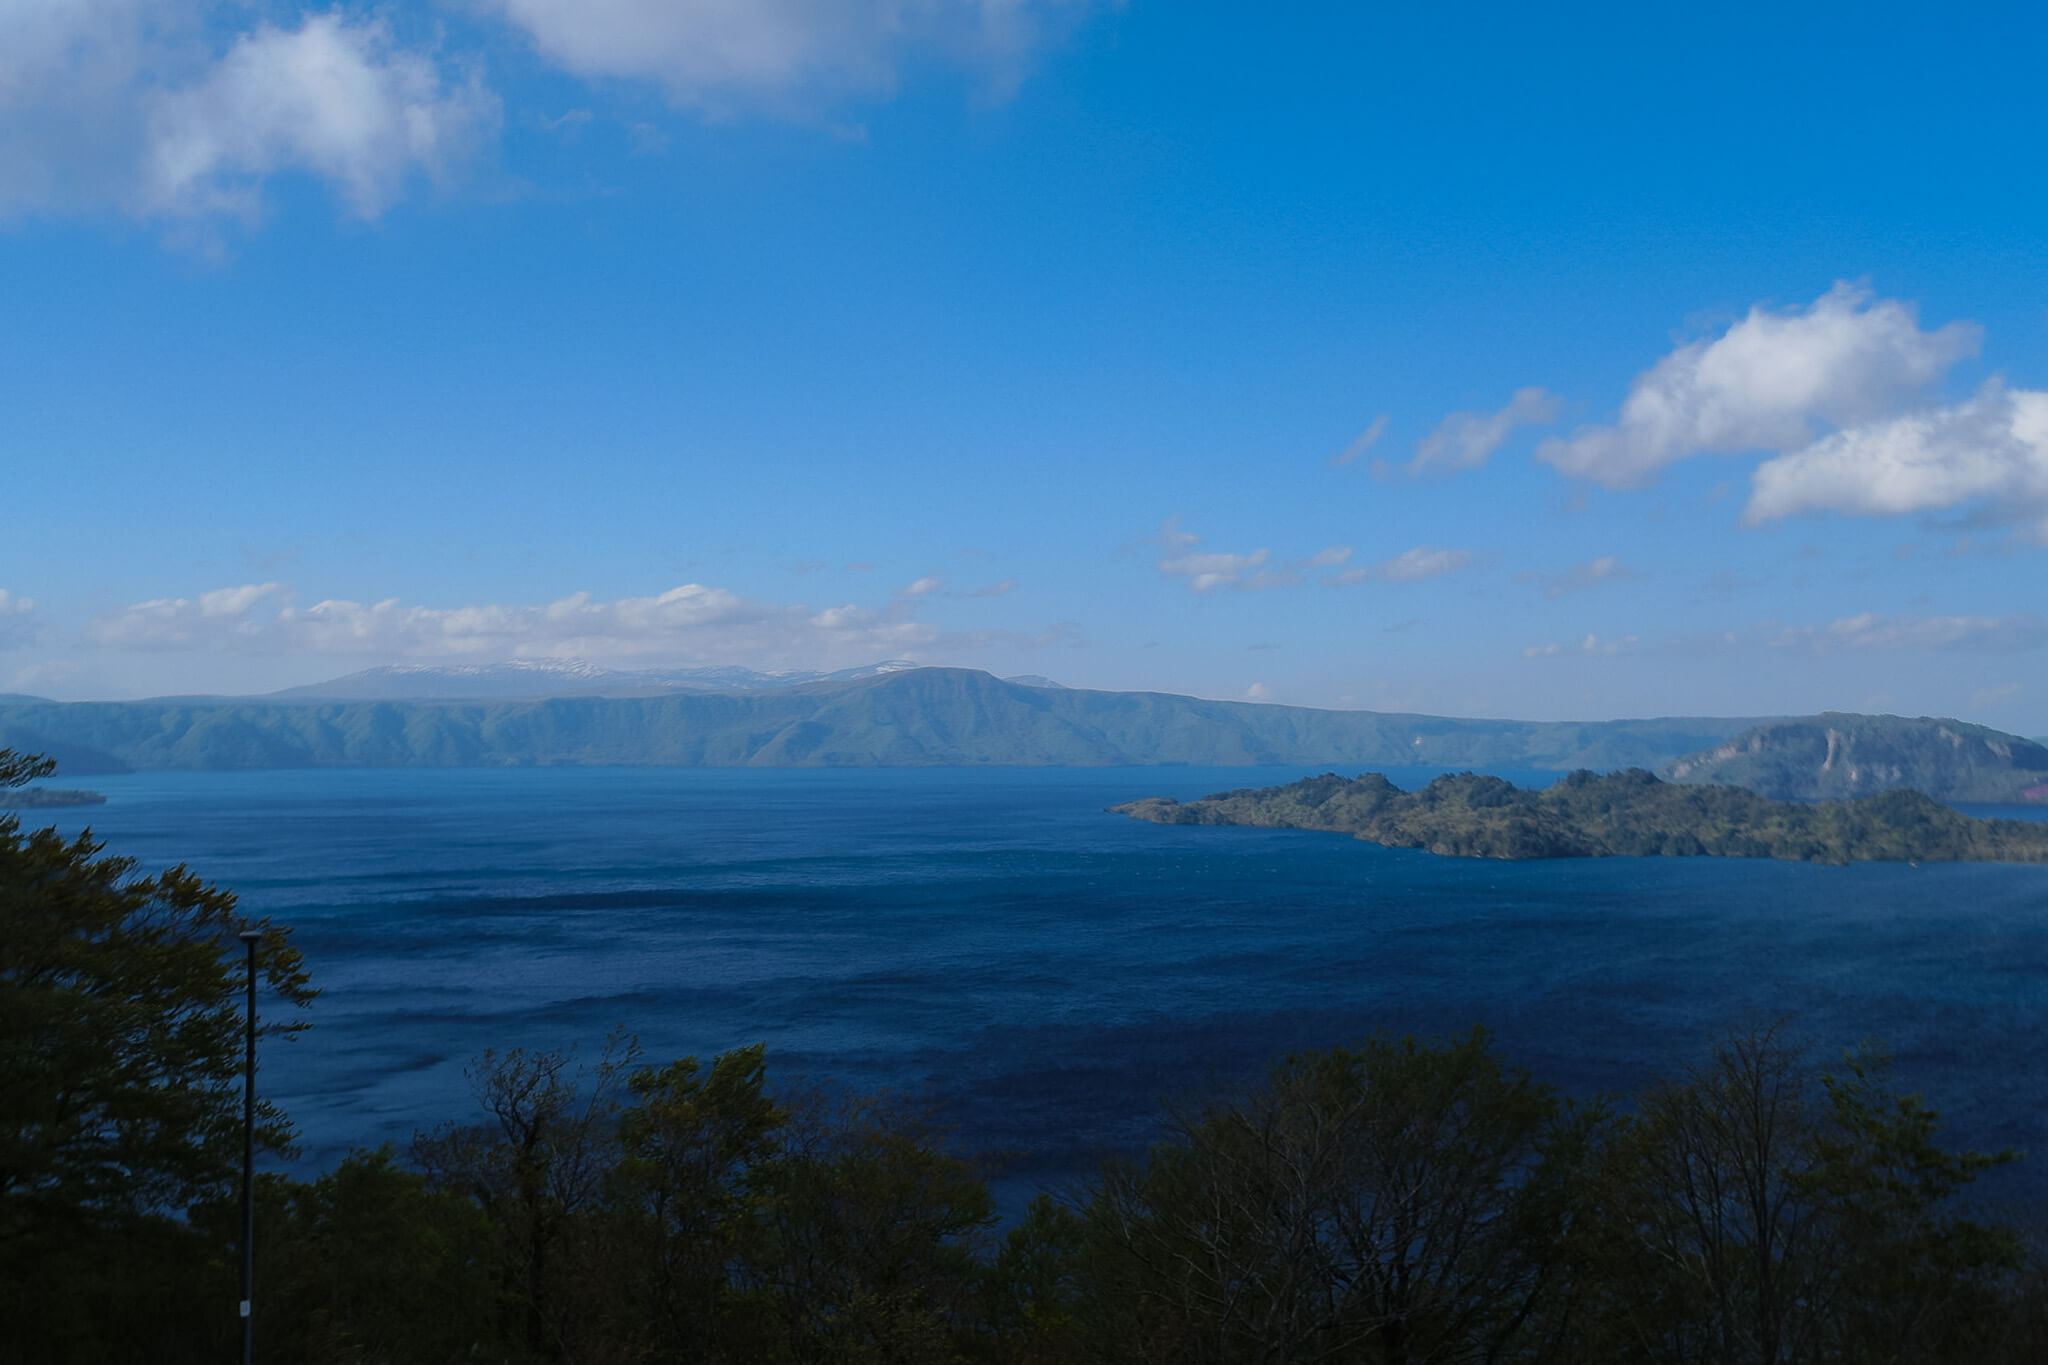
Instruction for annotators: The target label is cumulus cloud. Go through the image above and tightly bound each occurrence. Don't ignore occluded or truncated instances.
[141,14,497,221]
[1745,382,2048,539]
[1515,553,1640,598]
[1537,282,1980,487]
[1329,414,1388,467]
[80,580,1010,667]
[0,3,496,228]
[0,589,39,650]
[1331,546,1477,585]
[1408,388,1558,476]
[479,0,1090,114]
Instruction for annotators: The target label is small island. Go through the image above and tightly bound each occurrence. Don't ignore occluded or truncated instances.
[1111,768,2048,865]
[0,787,107,809]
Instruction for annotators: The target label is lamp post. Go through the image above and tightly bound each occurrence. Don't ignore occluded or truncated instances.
[238,928,261,1365]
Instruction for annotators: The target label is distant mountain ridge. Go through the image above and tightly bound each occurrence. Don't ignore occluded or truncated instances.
[0,667,1761,774]
[5,669,2034,798]
[267,658,922,701]
[1663,714,2048,804]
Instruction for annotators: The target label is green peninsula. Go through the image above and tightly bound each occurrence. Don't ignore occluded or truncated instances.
[1111,768,2048,865]
[0,787,105,809]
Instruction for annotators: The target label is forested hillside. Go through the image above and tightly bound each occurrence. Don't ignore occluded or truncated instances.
[0,668,1760,772]
[1115,768,2048,863]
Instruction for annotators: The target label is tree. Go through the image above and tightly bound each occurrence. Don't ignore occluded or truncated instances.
[411,1031,641,1362]
[742,1085,999,1364]
[0,747,314,1357]
[1079,1029,1590,1364]
[608,1043,788,1359]
[209,1150,500,1365]
[1568,1021,2023,1364]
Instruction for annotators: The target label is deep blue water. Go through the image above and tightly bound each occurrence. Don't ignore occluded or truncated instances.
[28,765,2048,1213]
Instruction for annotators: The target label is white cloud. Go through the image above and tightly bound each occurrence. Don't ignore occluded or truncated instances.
[2,2,1094,235]
[1158,548,1270,593]
[1772,612,2047,654]
[1152,532,1356,594]
[1147,519,1273,592]
[479,0,1089,114]
[1408,387,1558,475]
[1331,546,1476,585]
[0,588,38,650]
[901,575,945,596]
[965,577,1016,597]
[0,3,496,227]
[80,580,997,667]
[1515,553,1639,598]
[1329,414,1388,467]
[1521,632,1640,659]
[1243,681,1271,701]
[1745,383,2048,539]
[1537,282,1980,487]
[1519,611,2047,662]
[142,14,497,221]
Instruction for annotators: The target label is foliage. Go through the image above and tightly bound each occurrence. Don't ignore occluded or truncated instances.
[0,747,54,787]
[1115,767,2048,864]
[1556,1023,2026,1363]
[1072,1029,1594,1364]
[405,1039,996,1364]
[1,746,315,1360]
[410,1030,641,1361]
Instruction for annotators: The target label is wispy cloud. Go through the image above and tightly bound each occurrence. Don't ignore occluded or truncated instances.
[0,589,39,651]
[1329,414,1388,467]
[900,575,945,596]
[1159,547,1270,593]
[1408,388,1559,476]
[1537,282,1979,487]
[1520,610,2047,662]
[478,0,1096,115]
[1331,546,1477,585]
[1515,554,1640,598]
[1771,612,2048,654]
[78,580,1052,669]
[1522,632,1641,659]
[1148,522,1358,594]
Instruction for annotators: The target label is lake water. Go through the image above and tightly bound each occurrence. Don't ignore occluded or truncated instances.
[27,765,2048,1214]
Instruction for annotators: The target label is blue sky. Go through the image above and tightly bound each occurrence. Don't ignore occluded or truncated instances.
[4,1,2046,729]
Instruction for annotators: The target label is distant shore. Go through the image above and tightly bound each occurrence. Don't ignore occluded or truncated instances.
[1,788,107,809]
[1113,768,2048,865]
